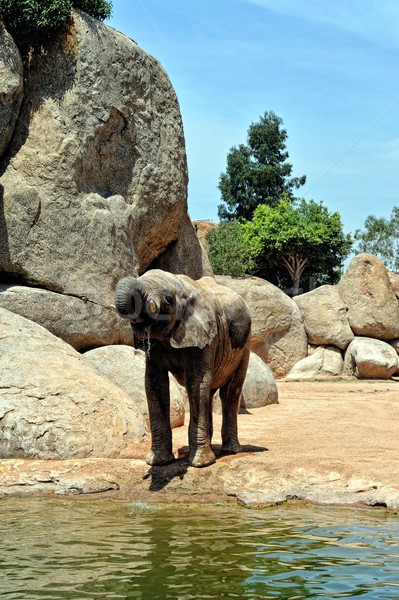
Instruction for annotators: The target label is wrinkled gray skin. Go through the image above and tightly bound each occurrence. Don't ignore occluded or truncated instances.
[115,269,251,468]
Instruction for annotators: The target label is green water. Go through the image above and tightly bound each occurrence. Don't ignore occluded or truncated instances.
[0,499,398,599]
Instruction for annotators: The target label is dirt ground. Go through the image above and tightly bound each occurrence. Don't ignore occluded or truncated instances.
[1,379,398,510]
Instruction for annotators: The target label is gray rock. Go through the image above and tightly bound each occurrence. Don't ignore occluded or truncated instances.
[216,275,307,378]
[83,345,185,428]
[285,345,344,380]
[241,352,278,409]
[0,21,23,157]
[0,308,148,459]
[294,285,354,349]
[0,10,204,332]
[0,284,131,350]
[344,337,398,379]
[338,254,399,340]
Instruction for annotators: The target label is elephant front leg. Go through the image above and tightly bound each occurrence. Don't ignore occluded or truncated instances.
[186,372,216,468]
[145,361,175,466]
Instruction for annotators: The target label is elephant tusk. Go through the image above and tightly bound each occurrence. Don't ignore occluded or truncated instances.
[148,300,158,315]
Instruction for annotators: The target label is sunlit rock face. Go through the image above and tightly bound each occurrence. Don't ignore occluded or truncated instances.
[0,10,204,347]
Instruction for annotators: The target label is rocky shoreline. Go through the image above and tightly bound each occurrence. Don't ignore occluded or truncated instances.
[1,380,398,512]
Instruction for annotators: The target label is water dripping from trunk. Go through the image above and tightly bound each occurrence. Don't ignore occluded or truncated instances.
[145,327,152,358]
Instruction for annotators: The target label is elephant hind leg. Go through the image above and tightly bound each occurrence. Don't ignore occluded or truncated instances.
[219,350,250,454]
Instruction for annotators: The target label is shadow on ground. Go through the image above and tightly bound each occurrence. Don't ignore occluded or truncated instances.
[144,444,268,492]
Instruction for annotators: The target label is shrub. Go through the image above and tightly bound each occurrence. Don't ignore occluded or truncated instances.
[73,0,112,21]
[207,221,254,278]
[0,0,112,45]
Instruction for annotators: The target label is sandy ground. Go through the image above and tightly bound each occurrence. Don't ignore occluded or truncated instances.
[1,379,398,510]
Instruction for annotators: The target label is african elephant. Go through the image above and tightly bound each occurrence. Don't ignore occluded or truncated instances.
[115,269,251,468]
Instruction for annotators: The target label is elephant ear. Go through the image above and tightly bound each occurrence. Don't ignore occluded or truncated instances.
[170,286,217,349]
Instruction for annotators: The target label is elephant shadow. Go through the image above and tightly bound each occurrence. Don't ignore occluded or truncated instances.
[144,444,268,492]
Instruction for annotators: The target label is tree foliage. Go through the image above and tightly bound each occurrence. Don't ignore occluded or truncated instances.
[354,207,399,272]
[0,0,112,45]
[218,111,306,222]
[243,195,352,295]
[206,221,254,277]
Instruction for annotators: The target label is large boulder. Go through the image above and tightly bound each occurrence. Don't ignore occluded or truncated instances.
[337,254,399,340]
[0,308,148,459]
[294,285,354,349]
[344,337,398,379]
[0,284,131,350]
[0,21,23,157]
[0,10,204,347]
[285,345,344,380]
[83,345,185,428]
[216,276,307,378]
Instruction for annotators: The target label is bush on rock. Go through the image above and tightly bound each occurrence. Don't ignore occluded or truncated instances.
[0,0,112,44]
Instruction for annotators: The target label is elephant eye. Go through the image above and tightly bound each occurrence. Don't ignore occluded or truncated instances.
[164,294,173,306]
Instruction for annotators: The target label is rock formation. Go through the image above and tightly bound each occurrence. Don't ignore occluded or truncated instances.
[0,10,205,349]
[216,275,308,378]
[1,4,398,476]
[286,253,399,380]
[294,285,354,349]
[0,308,148,459]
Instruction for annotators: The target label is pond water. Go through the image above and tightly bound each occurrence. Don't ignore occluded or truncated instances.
[0,498,398,599]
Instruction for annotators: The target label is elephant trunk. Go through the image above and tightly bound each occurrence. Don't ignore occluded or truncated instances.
[115,277,159,321]
[115,277,144,320]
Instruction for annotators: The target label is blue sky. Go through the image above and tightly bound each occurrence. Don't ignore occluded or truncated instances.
[108,0,399,237]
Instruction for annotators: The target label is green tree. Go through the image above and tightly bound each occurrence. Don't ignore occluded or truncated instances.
[243,195,352,295]
[218,111,306,222]
[0,0,112,45]
[206,221,254,277]
[354,207,399,272]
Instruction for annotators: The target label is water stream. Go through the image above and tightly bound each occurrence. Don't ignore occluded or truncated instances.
[0,498,398,599]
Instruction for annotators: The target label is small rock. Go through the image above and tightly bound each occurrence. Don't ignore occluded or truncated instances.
[54,477,119,495]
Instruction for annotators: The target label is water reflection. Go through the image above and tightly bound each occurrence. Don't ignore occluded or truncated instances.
[0,499,398,599]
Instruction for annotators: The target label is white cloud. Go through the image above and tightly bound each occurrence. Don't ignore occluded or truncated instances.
[246,0,399,48]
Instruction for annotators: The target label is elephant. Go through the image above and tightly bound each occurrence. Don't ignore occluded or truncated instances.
[115,269,251,468]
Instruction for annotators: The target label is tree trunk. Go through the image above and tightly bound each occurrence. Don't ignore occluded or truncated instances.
[292,272,301,296]
[281,253,309,296]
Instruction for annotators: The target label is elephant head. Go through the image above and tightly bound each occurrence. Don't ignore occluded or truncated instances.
[115,269,217,349]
